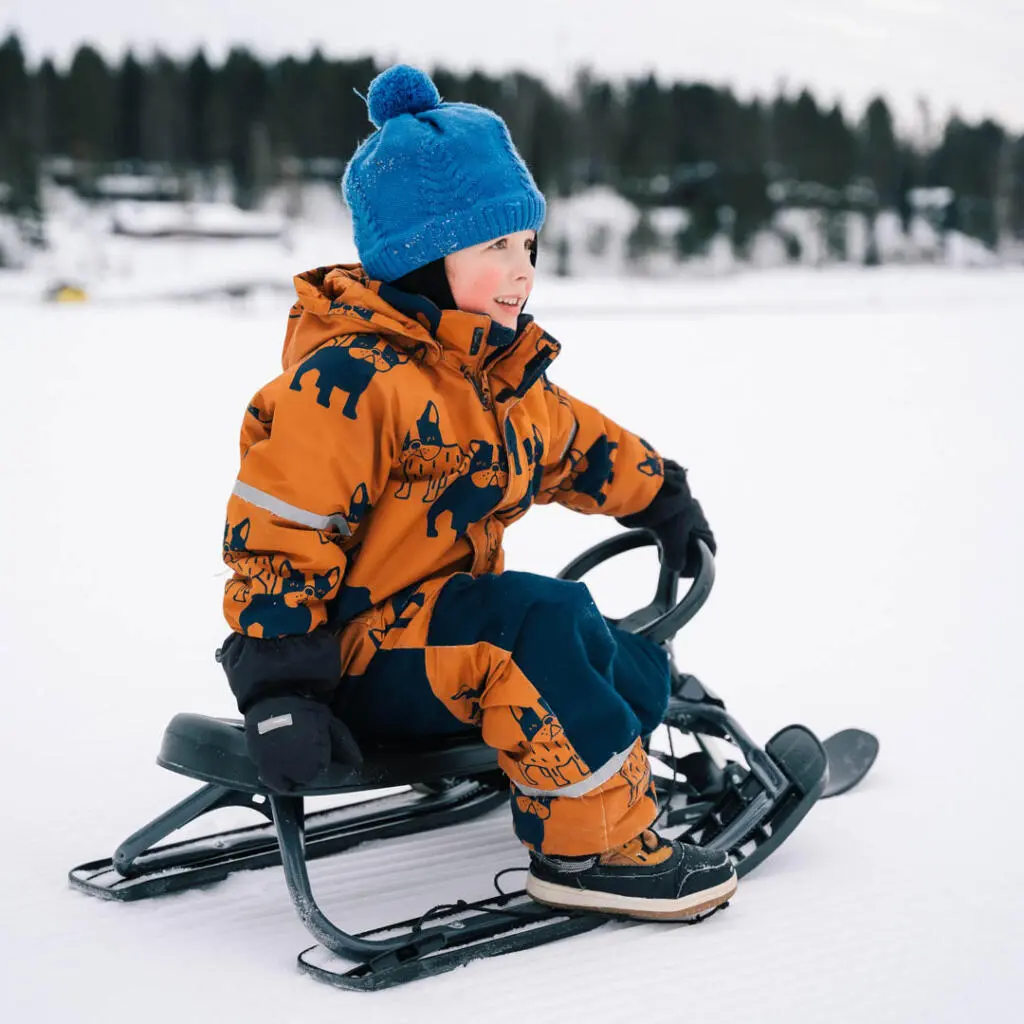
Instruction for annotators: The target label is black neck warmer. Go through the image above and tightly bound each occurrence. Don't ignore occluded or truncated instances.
[390,239,539,314]
[391,258,457,310]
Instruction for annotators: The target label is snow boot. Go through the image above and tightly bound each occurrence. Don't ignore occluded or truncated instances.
[526,829,737,920]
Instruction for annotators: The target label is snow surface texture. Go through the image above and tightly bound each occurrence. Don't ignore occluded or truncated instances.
[1,268,1023,1021]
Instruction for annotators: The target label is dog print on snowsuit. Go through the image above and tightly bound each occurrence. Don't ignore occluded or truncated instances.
[511,792,553,850]
[237,561,341,638]
[222,264,668,853]
[290,336,409,418]
[425,440,508,538]
[223,518,250,554]
[396,402,467,501]
[545,435,618,507]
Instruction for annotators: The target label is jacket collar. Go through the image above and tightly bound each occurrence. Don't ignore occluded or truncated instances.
[377,282,534,373]
[286,264,561,395]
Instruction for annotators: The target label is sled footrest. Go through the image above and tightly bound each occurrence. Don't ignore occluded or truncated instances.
[675,723,828,877]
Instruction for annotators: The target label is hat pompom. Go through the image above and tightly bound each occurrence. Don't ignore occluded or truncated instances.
[366,65,441,128]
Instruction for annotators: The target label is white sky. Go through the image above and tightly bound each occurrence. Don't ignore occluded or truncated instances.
[4,0,1023,131]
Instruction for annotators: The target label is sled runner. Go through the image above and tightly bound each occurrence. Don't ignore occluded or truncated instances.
[69,532,878,990]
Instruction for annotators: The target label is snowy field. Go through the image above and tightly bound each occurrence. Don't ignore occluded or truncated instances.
[2,267,1023,1022]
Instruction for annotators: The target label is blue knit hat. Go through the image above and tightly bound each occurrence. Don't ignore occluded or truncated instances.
[342,65,546,282]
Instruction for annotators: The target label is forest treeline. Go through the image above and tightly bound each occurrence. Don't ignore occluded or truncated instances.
[1,33,1022,258]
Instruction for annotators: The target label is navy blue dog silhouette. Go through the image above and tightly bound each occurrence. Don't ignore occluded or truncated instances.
[346,482,372,528]
[245,403,273,427]
[636,437,663,478]
[368,587,426,649]
[511,791,553,850]
[426,440,509,538]
[290,337,408,419]
[450,681,488,720]
[512,700,554,742]
[238,561,340,638]
[319,483,373,548]
[561,435,618,507]
[223,517,250,553]
[329,580,374,628]
[328,298,376,321]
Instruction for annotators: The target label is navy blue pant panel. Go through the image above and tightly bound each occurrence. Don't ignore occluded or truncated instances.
[336,571,671,759]
[336,647,478,740]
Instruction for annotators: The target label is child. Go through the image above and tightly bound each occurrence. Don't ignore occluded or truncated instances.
[219,65,736,920]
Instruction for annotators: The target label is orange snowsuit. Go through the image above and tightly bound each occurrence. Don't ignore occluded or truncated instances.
[221,265,671,854]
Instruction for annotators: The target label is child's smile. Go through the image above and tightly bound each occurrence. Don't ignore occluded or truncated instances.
[445,231,536,329]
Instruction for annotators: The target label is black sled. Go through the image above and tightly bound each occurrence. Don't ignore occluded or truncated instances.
[69,532,878,991]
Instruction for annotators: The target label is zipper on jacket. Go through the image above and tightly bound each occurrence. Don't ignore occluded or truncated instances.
[488,339,558,515]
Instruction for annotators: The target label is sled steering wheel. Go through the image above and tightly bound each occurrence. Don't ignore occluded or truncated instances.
[556,530,714,644]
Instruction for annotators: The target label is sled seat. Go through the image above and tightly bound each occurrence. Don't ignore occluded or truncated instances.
[157,713,499,795]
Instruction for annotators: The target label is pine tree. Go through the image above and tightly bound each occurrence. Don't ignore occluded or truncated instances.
[860,99,901,205]
[0,33,43,251]
[65,44,116,167]
[618,74,669,188]
[183,50,214,198]
[332,57,379,162]
[141,53,186,168]
[931,117,1005,248]
[115,53,144,164]
[1006,136,1024,242]
[220,48,269,208]
[573,70,622,188]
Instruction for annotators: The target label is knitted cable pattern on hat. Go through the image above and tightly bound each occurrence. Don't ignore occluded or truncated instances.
[342,65,546,282]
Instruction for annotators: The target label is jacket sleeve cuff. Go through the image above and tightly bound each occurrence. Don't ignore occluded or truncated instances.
[615,459,692,530]
[216,629,342,713]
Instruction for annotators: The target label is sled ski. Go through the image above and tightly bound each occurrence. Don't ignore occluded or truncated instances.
[69,777,507,902]
[822,728,879,797]
[297,882,730,991]
[69,532,878,990]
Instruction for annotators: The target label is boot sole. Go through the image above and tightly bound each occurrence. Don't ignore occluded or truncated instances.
[525,872,738,921]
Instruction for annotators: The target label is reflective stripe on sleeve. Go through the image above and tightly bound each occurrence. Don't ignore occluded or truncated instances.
[559,418,579,461]
[511,744,632,799]
[232,480,351,536]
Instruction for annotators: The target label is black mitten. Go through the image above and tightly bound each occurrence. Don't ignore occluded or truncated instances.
[616,459,716,577]
[243,694,363,793]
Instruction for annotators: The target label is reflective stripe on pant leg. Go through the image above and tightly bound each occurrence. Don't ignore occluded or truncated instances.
[425,643,659,855]
[510,738,659,856]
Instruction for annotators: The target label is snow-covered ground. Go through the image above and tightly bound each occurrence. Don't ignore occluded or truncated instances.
[1,267,1022,1022]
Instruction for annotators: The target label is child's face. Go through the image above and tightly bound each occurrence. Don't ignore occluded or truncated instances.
[444,230,536,329]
